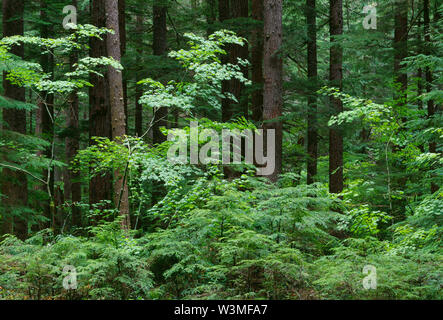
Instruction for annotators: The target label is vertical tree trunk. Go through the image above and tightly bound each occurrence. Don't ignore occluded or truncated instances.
[306,0,318,185]
[417,14,423,112]
[219,0,231,122]
[251,0,264,176]
[1,0,28,239]
[135,14,144,137]
[206,0,216,36]
[251,0,264,122]
[229,0,249,118]
[329,0,343,194]
[388,0,409,215]
[219,0,230,22]
[89,0,112,210]
[64,0,82,228]
[263,0,283,182]
[39,0,55,229]
[152,4,168,145]
[394,0,408,95]
[105,0,130,230]
[424,0,437,193]
[119,0,128,133]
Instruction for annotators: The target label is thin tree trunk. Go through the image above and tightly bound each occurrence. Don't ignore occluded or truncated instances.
[219,0,230,22]
[89,0,112,210]
[386,0,408,221]
[135,14,144,137]
[424,0,437,193]
[417,14,423,112]
[152,4,168,145]
[39,0,55,229]
[263,0,283,182]
[229,0,249,119]
[251,0,264,123]
[64,0,82,229]
[329,0,343,194]
[251,0,264,175]
[306,0,318,185]
[219,0,231,122]
[206,0,216,36]
[119,0,128,133]
[394,0,408,95]
[105,0,130,230]
[1,0,27,239]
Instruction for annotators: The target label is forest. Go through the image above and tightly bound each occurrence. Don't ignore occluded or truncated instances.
[0,0,441,301]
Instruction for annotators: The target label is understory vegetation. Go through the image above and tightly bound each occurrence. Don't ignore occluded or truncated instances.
[1,165,441,299]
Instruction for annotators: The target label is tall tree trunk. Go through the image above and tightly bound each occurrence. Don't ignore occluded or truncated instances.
[119,0,128,133]
[1,0,28,239]
[219,0,230,22]
[206,0,216,36]
[251,0,264,175]
[89,0,112,210]
[263,0,283,182]
[38,0,55,229]
[306,0,318,185]
[417,14,423,112]
[105,0,130,230]
[229,0,249,118]
[64,0,82,229]
[424,0,437,193]
[152,4,168,145]
[219,0,231,122]
[329,0,343,194]
[394,0,408,95]
[135,14,144,137]
[251,0,264,122]
[388,0,409,216]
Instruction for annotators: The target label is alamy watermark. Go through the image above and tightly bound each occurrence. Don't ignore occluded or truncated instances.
[63,5,77,30]
[62,265,77,290]
[362,265,377,290]
[167,121,276,176]
[363,4,377,30]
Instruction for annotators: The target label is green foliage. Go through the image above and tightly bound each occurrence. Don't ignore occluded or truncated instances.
[0,24,124,230]
[311,240,442,300]
[0,222,153,300]
[347,205,393,237]
[139,30,250,115]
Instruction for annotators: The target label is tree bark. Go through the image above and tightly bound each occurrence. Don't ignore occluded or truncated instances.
[64,0,82,229]
[105,0,130,230]
[251,0,264,122]
[1,0,28,239]
[38,0,55,229]
[394,0,408,95]
[417,15,423,112]
[219,0,231,122]
[119,0,128,133]
[329,0,343,194]
[152,4,168,145]
[206,0,216,36]
[228,0,249,119]
[135,14,144,137]
[424,0,437,193]
[219,0,230,22]
[263,0,283,182]
[306,0,318,185]
[89,0,112,210]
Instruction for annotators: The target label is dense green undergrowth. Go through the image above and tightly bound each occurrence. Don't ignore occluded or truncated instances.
[1,174,441,300]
